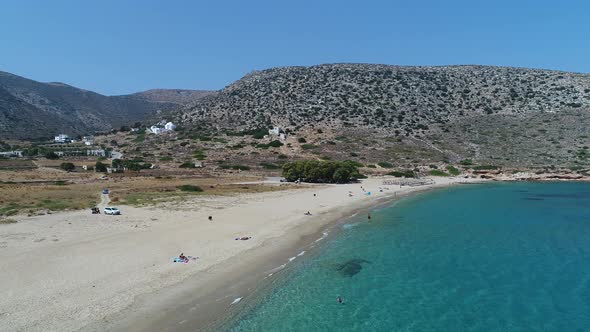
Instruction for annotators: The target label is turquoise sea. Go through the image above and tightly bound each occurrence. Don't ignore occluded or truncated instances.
[226,182,590,331]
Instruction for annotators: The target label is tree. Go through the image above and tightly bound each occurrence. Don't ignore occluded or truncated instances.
[95,161,107,172]
[282,160,362,184]
[59,162,75,172]
[45,152,60,160]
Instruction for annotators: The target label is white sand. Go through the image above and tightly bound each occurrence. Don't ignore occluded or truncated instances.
[0,176,479,331]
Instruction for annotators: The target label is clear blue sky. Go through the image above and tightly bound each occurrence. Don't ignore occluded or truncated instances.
[1,0,588,95]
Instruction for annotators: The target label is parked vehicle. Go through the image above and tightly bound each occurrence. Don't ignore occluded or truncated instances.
[104,207,121,215]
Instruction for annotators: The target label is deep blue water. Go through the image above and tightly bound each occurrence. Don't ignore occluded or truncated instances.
[228,182,590,331]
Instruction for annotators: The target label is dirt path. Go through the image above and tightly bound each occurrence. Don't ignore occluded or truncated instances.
[98,193,111,208]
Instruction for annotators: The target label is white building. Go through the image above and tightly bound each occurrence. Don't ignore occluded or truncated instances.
[164,122,176,131]
[150,126,163,134]
[0,150,23,158]
[268,126,287,140]
[150,122,176,134]
[86,149,106,157]
[54,134,70,143]
[83,136,94,146]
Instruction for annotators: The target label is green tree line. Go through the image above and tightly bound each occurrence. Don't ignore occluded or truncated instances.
[282,160,364,183]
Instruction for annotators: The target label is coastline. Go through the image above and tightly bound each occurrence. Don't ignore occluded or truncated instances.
[0,176,482,332]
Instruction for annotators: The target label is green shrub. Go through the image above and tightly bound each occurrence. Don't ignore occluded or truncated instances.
[250,128,268,139]
[220,165,251,171]
[297,137,307,143]
[459,159,473,166]
[378,161,394,168]
[301,144,318,150]
[133,133,145,143]
[446,165,460,175]
[95,161,107,172]
[177,185,203,192]
[268,140,283,148]
[256,140,283,149]
[45,152,60,160]
[278,154,288,159]
[159,156,173,161]
[59,162,75,172]
[367,164,377,168]
[194,150,207,160]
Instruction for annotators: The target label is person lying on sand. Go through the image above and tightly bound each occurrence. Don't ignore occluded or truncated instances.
[179,253,187,261]
[235,236,252,240]
[304,211,312,215]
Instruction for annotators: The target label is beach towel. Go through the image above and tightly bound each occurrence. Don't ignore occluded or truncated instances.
[173,256,198,263]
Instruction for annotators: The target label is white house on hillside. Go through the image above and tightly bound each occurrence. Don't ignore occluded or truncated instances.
[83,136,94,146]
[268,126,287,140]
[149,122,176,135]
[164,122,176,131]
[149,126,162,134]
[54,134,70,143]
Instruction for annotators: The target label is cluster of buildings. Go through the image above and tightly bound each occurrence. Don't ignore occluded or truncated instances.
[149,121,176,135]
[54,134,94,146]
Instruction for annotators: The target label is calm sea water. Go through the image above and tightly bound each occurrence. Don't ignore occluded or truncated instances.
[227,182,590,332]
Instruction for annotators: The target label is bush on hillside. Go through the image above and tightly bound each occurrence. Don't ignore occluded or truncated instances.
[428,169,449,176]
[59,162,75,172]
[378,161,394,168]
[446,165,460,175]
[95,161,107,172]
[45,152,60,160]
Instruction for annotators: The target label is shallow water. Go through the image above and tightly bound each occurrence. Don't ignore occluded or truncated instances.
[228,182,590,331]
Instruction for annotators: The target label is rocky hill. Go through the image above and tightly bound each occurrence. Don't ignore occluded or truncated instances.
[0,71,212,140]
[172,64,590,167]
[128,89,215,104]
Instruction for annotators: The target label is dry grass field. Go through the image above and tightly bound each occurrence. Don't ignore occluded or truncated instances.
[0,167,294,217]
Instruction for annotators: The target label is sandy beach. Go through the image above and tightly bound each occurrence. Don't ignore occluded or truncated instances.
[0,176,480,332]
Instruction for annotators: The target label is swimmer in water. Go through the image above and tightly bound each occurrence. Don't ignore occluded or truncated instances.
[337,296,344,304]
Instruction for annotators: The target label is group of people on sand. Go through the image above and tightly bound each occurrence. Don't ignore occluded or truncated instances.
[176,253,192,263]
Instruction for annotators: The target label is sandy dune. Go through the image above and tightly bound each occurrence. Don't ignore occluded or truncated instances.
[0,176,477,331]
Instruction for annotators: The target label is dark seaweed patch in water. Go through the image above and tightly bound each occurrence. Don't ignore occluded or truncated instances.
[335,258,371,277]
[534,192,590,199]
[523,197,545,201]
